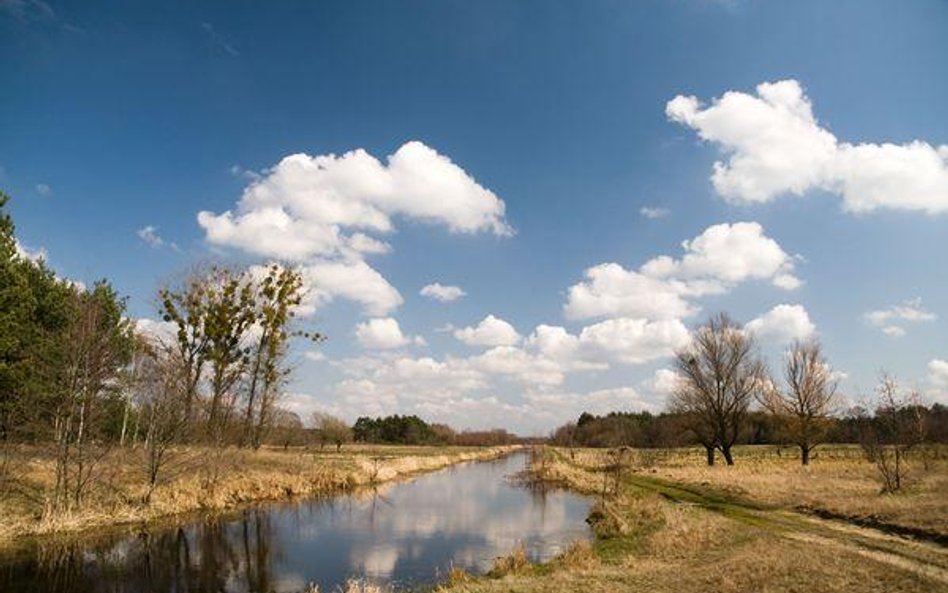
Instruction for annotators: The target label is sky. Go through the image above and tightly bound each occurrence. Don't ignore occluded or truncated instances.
[2,0,947,434]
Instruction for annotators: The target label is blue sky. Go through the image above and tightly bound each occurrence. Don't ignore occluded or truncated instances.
[2,0,947,433]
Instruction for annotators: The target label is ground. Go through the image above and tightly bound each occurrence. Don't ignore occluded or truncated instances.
[438,445,948,593]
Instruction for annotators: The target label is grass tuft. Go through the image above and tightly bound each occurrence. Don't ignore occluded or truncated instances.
[487,544,530,577]
[554,539,598,570]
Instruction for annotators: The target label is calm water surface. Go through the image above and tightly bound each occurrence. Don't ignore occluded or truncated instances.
[1,452,592,592]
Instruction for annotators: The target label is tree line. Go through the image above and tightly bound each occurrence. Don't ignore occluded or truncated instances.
[351,414,521,447]
[553,406,946,453]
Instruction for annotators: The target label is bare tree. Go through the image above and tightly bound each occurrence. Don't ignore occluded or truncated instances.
[860,375,927,493]
[269,408,305,449]
[671,313,767,466]
[311,412,352,451]
[133,339,191,504]
[49,283,134,515]
[761,339,838,465]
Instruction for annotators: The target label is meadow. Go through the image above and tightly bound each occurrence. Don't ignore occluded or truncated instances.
[438,445,948,593]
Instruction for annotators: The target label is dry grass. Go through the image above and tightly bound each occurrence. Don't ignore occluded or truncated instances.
[645,500,740,560]
[487,544,530,577]
[0,444,514,546]
[562,445,948,538]
[439,565,476,588]
[440,504,942,593]
[437,447,948,593]
[553,539,599,570]
[587,493,665,540]
[304,579,388,593]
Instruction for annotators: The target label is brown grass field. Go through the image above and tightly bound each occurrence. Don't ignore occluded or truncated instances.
[0,443,513,546]
[438,445,948,593]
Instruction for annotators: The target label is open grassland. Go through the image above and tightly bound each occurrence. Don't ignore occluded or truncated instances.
[438,445,948,593]
[569,444,948,539]
[0,444,514,546]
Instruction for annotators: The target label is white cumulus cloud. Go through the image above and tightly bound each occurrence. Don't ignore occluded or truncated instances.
[526,319,689,368]
[454,314,521,347]
[469,346,565,386]
[198,141,511,262]
[354,317,423,349]
[565,222,800,321]
[667,79,948,214]
[576,317,692,364]
[641,221,800,287]
[197,141,509,318]
[644,368,683,397]
[744,304,816,343]
[420,282,466,302]
[300,260,403,317]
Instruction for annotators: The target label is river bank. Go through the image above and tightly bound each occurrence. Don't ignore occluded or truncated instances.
[437,447,948,593]
[1,449,591,593]
[0,444,517,547]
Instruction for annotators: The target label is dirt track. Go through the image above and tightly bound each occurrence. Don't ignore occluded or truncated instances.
[625,474,948,586]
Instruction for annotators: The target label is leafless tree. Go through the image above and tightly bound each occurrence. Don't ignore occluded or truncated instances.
[761,339,839,465]
[311,412,352,451]
[671,313,768,466]
[134,340,191,504]
[860,375,927,493]
[49,284,134,515]
[269,408,305,449]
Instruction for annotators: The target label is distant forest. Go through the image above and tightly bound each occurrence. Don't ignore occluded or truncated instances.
[351,414,520,446]
[550,406,948,449]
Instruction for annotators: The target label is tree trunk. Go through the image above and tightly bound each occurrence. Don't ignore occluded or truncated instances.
[119,396,129,447]
[801,444,810,466]
[720,445,735,466]
[704,443,715,466]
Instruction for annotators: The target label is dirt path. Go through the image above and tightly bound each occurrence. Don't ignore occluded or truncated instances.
[625,473,948,585]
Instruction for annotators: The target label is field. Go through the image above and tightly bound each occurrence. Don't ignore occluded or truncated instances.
[439,445,948,593]
[0,443,513,546]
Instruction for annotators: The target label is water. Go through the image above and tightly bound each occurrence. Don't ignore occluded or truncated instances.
[0,452,592,592]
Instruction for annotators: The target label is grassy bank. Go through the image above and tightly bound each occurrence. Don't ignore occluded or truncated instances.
[577,444,948,538]
[437,446,948,593]
[0,444,516,546]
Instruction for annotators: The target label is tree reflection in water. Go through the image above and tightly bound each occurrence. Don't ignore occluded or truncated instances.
[5,510,280,593]
[1,453,591,593]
